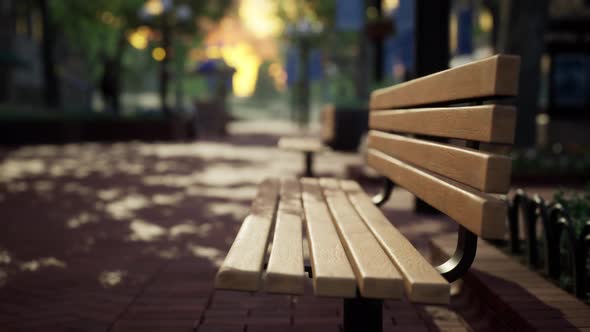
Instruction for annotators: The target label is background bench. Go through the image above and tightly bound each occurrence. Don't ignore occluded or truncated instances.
[277,137,326,177]
[215,54,521,332]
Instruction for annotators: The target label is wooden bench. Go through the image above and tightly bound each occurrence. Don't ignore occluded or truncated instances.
[215,55,521,332]
[278,137,327,177]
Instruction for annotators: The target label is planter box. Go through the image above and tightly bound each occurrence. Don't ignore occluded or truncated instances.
[320,104,368,152]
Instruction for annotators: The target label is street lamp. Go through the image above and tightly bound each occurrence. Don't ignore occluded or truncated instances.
[286,18,323,127]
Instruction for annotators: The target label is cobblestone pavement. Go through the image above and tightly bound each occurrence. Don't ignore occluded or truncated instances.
[0,121,525,331]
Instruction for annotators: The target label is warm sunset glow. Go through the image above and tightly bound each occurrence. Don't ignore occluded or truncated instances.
[217,43,261,97]
[239,0,283,38]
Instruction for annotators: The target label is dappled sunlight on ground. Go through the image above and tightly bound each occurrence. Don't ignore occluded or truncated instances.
[0,122,357,295]
[0,120,475,331]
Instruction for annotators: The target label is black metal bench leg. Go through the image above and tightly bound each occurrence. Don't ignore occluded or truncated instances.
[343,293,382,332]
[304,151,314,177]
[372,178,394,207]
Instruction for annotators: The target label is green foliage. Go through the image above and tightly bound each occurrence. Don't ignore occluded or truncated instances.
[49,0,231,85]
[554,184,590,236]
[511,148,590,176]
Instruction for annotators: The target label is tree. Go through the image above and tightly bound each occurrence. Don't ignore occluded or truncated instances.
[49,0,231,115]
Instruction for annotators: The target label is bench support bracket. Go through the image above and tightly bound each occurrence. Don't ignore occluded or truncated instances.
[343,292,382,332]
[372,178,394,207]
[435,225,478,282]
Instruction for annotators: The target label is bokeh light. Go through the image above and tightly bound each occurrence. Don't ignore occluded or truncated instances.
[152,47,166,61]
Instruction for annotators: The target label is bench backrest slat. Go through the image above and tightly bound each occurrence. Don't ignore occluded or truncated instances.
[370,55,520,110]
[367,131,512,193]
[368,149,506,238]
[369,105,516,144]
[368,54,520,239]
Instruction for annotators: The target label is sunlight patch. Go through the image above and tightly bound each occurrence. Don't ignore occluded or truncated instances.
[0,159,46,182]
[99,270,127,288]
[185,185,256,201]
[0,250,11,264]
[20,257,67,271]
[209,202,249,220]
[169,223,212,239]
[128,219,166,241]
[187,244,224,266]
[66,212,98,229]
[98,189,121,201]
[152,193,184,205]
[106,194,150,220]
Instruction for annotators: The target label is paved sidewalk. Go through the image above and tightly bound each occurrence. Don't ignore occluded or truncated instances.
[0,121,472,331]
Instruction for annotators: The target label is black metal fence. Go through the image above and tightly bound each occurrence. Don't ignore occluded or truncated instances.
[507,189,590,301]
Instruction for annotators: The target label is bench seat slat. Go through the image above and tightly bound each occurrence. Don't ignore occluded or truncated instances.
[340,180,450,304]
[369,105,516,144]
[367,149,506,239]
[265,178,305,294]
[301,178,357,297]
[370,55,520,110]
[215,178,280,291]
[278,137,324,153]
[319,178,404,299]
[367,130,512,193]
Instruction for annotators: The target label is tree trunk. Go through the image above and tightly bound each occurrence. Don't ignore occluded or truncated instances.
[112,32,127,115]
[160,16,171,116]
[497,0,550,147]
[0,0,15,102]
[38,0,60,109]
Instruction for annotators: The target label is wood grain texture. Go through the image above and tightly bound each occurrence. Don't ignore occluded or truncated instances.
[370,54,521,110]
[367,149,507,239]
[265,178,305,294]
[367,131,512,193]
[319,178,404,299]
[369,105,517,144]
[278,137,325,152]
[300,178,357,297]
[215,178,280,291]
[340,180,450,304]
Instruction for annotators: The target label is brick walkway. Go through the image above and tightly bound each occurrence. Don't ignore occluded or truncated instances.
[431,234,590,332]
[0,121,474,331]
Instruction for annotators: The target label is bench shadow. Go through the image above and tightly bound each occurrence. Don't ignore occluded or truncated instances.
[458,269,582,331]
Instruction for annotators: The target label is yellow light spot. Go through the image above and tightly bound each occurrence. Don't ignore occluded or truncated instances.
[145,0,164,16]
[152,47,166,61]
[128,32,148,50]
[383,0,399,12]
[239,0,283,38]
[479,9,493,33]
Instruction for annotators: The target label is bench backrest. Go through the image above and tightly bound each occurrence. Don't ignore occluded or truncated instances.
[368,54,520,239]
